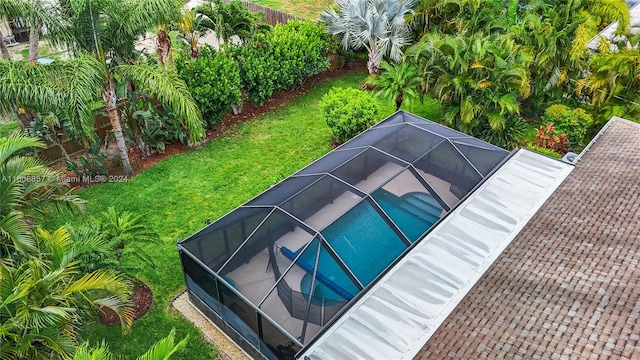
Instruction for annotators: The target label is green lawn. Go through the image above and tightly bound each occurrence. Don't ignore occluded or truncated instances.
[252,0,334,21]
[0,121,19,138]
[42,70,440,358]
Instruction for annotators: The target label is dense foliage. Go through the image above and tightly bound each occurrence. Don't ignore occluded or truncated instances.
[534,123,569,155]
[410,33,531,148]
[236,20,331,105]
[542,104,592,149]
[177,45,242,127]
[577,35,640,125]
[321,87,380,144]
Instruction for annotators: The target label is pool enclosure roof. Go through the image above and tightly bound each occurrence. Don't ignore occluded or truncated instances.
[179,111,509,350]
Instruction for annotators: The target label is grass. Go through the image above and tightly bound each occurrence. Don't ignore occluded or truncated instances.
[251,0,334,21]
[0,121,19,138]
[41,70,440,358]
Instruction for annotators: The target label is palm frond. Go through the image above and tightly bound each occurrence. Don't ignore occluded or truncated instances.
[0,56,104,140]
[136,328,189,360]
[116,64,205,142]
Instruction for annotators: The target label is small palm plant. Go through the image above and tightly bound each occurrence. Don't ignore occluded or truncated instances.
[0,227,134,360]
[366,60,422,111]
[73,328,188,360]
[0,133,84,255]
[72,207,160,275]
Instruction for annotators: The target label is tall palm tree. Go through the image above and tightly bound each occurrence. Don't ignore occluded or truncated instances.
[409,33,531,145]
[0,133,84,255]
[366,60,422,111]
[320,0,418,74]
[0,0,205,176]
[72,328,188,360]
[0,227,134,360]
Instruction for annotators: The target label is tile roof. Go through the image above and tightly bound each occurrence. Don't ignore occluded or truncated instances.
[416,117,640,359]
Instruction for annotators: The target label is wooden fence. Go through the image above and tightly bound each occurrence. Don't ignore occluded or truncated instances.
[234,0,301,26]
[38,114,112,164]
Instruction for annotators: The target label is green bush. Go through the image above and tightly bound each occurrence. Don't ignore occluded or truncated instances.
[541,104,592,149]
[236,20,330,105]
[525,143,563,159]
[321,87,380,144]
[176,45,241,127]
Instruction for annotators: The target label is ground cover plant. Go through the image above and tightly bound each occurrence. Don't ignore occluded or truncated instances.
[39,71,440,358]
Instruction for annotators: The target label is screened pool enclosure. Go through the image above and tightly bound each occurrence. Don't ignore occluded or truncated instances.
[177,111,509,359]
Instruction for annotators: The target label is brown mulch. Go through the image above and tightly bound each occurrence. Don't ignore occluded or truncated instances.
[99,281,153,326]
[65,59,367,188]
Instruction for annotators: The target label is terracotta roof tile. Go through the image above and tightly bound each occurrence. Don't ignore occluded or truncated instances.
[416,118,640,360]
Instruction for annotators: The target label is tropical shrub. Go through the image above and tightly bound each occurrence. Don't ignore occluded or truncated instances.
[236,20,331,105]
[366,60,422,111]
[321,87,380,144]
[479,117,528,150]
[534,123,568,155]
[0,134,84,255]
[542,104,592,148]
[73,328,188,360]
[409,33,532,145]
[177,45,242,127]
[0,227,133,359]
[66,141,108,177]
[73,207,159,274]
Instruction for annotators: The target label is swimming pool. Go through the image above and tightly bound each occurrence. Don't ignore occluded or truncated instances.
[297,193,442,302]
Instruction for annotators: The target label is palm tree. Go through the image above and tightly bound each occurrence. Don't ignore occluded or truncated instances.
[409,33,531,146]
[195,0,270,46]
[176,9,202,60]
[510,0,630,113]
[0,0,68,62]
[73,328,188,360]
[576,35,640,123]
[0,227,134,360]
[366,60,422,111]
[1,0,205,176]
[0,133,84,255]
[320,0,418,74]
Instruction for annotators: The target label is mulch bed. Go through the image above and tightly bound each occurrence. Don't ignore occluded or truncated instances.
[65,59,367,188]
[99,281,154,326]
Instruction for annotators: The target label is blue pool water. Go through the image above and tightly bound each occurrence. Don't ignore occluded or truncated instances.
[297,193,442,301]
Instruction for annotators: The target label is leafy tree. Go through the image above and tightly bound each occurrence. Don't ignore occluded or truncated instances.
[409,32,531,147]
[73,328,188,360]
[195,0,270,45]
[320,0,418,74]
[0,0,205,176]
[366,60,422,111]
[0,133,83,255]
[0,227,133,359]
